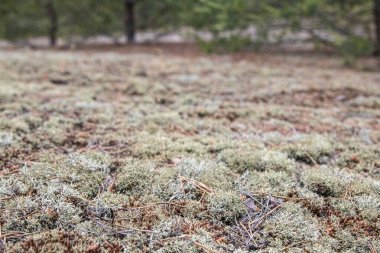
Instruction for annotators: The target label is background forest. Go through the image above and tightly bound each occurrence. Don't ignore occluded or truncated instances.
[1,0,380,61]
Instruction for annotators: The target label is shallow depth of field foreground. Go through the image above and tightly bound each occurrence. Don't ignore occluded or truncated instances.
[0,50,379,252]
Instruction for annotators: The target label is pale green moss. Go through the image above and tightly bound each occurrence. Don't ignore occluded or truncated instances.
[263,202,321,247]
[134,132,206,160]
[285,134,333,164]
[244,171,297,196]
[333,229,378,252]
[115,161,155,197]
[1,50,380,252]
[302,167,347,197]
[337,145,380,178]
[176,158,236,190]
[353,195,380,221]
[302,166,375,197]
[154,240,198,253]
[349,96,380,108]
[207,190,246,224]
[220,149,295,173]
[7,230,122,252]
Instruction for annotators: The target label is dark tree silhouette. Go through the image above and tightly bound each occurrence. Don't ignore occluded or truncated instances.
[375,0,380,55]
[125,0,135,43]
[46,0,58,47]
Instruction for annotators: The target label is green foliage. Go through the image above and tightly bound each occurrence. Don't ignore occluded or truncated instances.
[188,0,253,34]
[197,35,252,53]
[187,0,375,57]
[0,0,377,60]
[336,36,373,65]
[0,0,47,41]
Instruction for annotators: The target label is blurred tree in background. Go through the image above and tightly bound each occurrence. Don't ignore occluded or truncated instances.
[0,0,378,60]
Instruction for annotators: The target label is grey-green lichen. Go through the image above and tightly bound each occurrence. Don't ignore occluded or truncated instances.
[0,51,379,252]
[219,149,295,173]
[262,202,321,247]
[284,134,333,164]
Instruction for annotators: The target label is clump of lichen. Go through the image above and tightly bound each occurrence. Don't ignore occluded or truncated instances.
[176,158,236,190]
[1,51,380,252]
[151,158,236,202]
[285,134,333,164]
[154,240,198,253]
[133,132,206,161]
[301,166,375,197]
[114,161,155,197]
[219,149,295,173]
[7,230,122,252]
[262,202,321,247]
[207,190,246,224]
[301,167,347,197]
[337,145,380,178]
[242,170,298,196]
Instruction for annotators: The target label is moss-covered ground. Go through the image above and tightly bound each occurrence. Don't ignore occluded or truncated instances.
[0,50,379,252]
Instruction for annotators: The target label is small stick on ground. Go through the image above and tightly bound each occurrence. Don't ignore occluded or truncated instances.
[250,204,283,231]
[304,151,318,166]
[281,240,310,251]
[178,176,214,195]
[193,241,217,253]
[369,242,378,253]
[0,170,20,177]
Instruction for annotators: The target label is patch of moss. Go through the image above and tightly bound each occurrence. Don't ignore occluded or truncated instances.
[7,230,122,252]
[115,161,155,197]
[176,158,236,190]
[333,229,378,253]
[301,166,375,197]
[285,134,333,164]
[133,132,206,160]
[337,145,380,179]
[219,149,295,173]
[243,171,297,196]
[207,190,246,224]
[301,167,346,197]
[262,202,321,247]
[352,195,380,221]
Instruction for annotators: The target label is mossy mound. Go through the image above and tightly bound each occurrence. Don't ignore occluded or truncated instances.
[284,135,333,164]
[219,149,295,173]
[1,51,379,252]
[7,230,122,253]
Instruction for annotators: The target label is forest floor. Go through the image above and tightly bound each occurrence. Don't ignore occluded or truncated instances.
[0,46,379,252]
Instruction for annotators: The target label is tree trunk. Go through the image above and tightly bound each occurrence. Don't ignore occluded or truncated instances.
[374,0,380,55]
[125,0,135,43]
[46,0,58,47]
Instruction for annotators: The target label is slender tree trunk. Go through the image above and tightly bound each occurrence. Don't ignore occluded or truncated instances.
[46,0,58,47]
[374,0,380,55]
[125,0,135,43]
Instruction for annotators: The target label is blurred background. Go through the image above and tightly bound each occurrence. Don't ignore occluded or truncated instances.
[0,0,379,63]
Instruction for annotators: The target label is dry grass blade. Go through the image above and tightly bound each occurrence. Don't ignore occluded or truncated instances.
[0,170,19,177]
[193,241,217,253]
[178,176,214,195]
[369,242,378,253]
